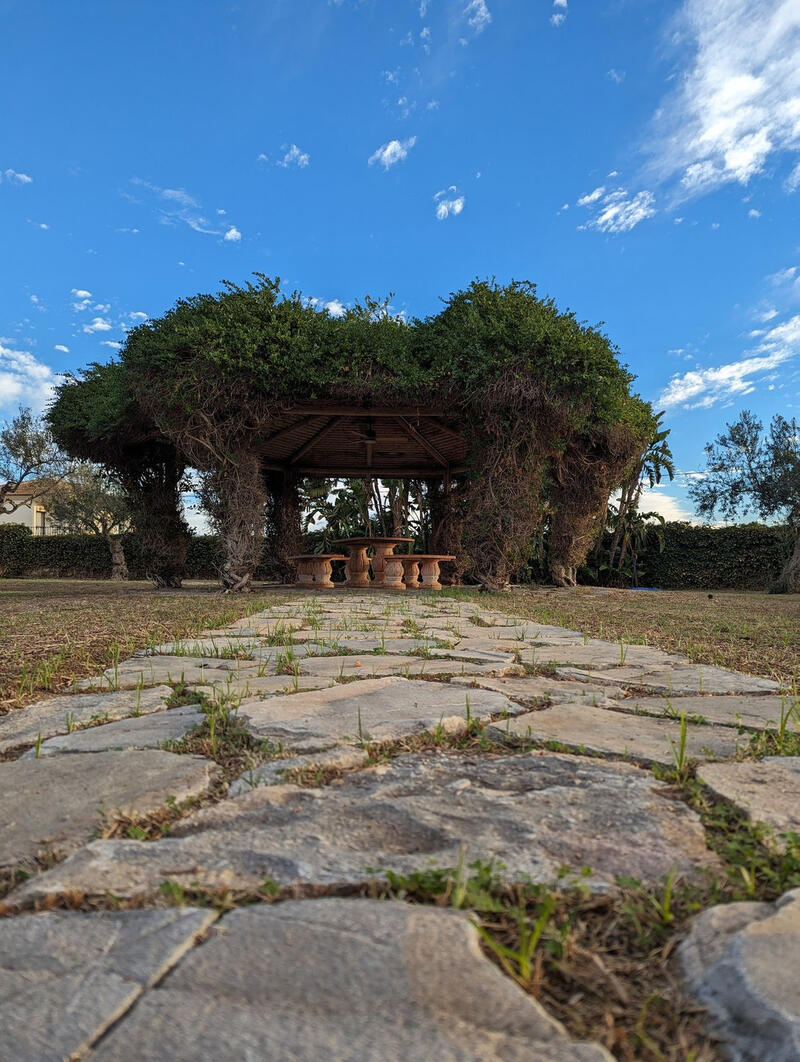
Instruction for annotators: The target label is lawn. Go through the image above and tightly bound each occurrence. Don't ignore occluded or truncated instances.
[445,586,800,688]
[1,579,798,712]
[0,579,287,711]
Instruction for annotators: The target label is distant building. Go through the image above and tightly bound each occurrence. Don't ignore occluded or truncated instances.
[0,482,61,536]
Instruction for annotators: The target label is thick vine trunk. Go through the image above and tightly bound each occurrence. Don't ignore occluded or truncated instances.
[265,470,303,583]
[212,450,267,592]
[106,535,129,581]
[125,456,189,588]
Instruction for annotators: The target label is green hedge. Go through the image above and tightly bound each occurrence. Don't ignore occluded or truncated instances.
[644,522,792,591]
[0,527,275,580]
[0,524,33,577]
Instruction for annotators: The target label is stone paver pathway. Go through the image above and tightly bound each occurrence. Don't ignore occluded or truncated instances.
[0,590,795,1061]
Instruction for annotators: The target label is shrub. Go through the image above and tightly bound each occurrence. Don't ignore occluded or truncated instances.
[644,522,792,591]
[0,523,32,576]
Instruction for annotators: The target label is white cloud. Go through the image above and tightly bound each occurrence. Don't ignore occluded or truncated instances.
[257,153,269,163]
[748,207,761,218]
[100,340,122,349]
[127,177,235,238]
[0,342,59,412]
[577,186,605,206]
[464,0,491,33]
[607,68,625,84]
[550,13,566,26]
[223,225,242,242]
[82,317,112,334]
[324,299,346,317]
[639,485,695,522]
[657,313,800,409]
[768,265,797,284]
[71,288,91,298]
[578,187,657,233]
[368,136,417,169]
[787,160,800,191]
[1,169,32,185]
[434,187,466,219]
[649,0,800,200]
[54,345,69,353]
[279,144,310,168]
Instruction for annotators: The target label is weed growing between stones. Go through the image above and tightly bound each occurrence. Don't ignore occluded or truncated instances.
[373,857,720,1062]
[164,691,287,780]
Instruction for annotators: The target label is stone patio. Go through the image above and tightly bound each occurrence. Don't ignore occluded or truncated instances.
[0,590,796,1061]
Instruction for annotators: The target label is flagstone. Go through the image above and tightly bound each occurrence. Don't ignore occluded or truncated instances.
[25,705,204,757]
[6,751,717,906]
[697,758,800,846]
[90,900,612,1062]
[449,674,623,707]
[0,750,219,870]
[557,665,781,696]
[298,653,505,681]
[622,693,798,730]
[680,889,800,1062]
[228,747,370,795]
[0,685,174,754]
[236,676,518,752]
[0,907,217,1062]
[487,703,745,765]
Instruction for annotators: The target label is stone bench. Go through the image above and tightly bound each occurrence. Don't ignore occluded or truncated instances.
[385,554,456,591]
[291,555,347,590]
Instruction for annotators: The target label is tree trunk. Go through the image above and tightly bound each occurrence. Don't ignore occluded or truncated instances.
[780,532,800,593]
[106,535,129,581]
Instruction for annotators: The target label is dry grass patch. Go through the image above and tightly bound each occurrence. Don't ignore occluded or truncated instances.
[0,579,287,712]
[447,586,800,686]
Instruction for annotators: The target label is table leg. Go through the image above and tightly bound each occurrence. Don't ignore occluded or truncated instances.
[296,559,314,587]
[345,546,371,588]
[401,558,421,589]
[312,557,335,589]
[383,555,406,590]
[371,543,396,587]
[419,559,442,590]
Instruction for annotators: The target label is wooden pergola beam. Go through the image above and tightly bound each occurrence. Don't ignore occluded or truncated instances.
[394,417,449,468]
[286,416,344,464]
[285,405,445,418]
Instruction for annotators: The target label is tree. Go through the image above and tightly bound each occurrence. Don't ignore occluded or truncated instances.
[48,363,191,588]
[45,463,132,580]
[0,407,70,514]
[689,411,800,592]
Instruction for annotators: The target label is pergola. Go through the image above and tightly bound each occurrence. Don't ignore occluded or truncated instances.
[255,404,468,482]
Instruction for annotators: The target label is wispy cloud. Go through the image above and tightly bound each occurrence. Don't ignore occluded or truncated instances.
[649,0,800,200]
[279,144,310,168]
[658,314,800,409]
[464,0,491,33]
[576,186,656,233]
[434,187,466,219]
[607,68,625,84]
[54,345,69,353]
[1,168,33,185]
[368,136,417,169]
[0,342,59,412]
[127,178,241,241]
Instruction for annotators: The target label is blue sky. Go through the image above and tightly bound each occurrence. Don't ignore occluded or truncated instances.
[2,0,799,521]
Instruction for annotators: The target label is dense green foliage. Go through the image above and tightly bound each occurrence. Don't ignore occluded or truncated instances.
[643,522,792,591]
[689,411,800,592]
[0,524,33,577]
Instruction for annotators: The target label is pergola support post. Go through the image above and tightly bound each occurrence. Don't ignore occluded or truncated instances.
[265,469,303,584]
[427,477,464,585]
